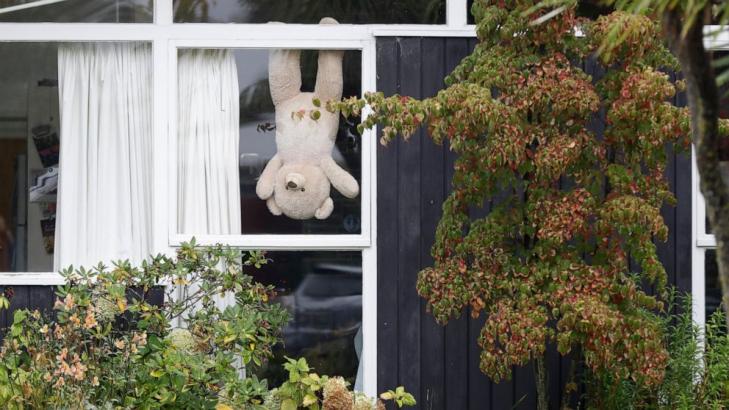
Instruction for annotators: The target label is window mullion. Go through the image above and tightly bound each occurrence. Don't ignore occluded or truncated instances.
[446,0,468,27]
[154,0,173,25]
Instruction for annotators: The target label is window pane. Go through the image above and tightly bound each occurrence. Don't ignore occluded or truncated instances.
[0,43,59,272]
[0,0,152,22]
[252,251,362,386]
[706,249,721,320]
[0,42,153,273]
[173,0,444,23]
[177,48,362,235]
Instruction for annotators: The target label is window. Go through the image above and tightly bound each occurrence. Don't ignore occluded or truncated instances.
[252,251,362,385]
[173,0,446,24]
[0,41,153,274]
[0,0,153,22]
[176,48,362,236]
[0,43,59,273]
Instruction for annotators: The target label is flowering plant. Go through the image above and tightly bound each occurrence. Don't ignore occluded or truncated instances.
[0,242,413,409]
[0,241,289,409]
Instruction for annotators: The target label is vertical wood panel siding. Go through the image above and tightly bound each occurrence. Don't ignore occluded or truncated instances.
[0,286,164,343]
[376,37,692,410]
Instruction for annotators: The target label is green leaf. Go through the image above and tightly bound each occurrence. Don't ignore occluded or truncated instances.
[303,393,318,407]
[281,399,297,410]
[150,369,165,378]
[402,393,416,406]
[12,310,26,324]
[380,391,394,400]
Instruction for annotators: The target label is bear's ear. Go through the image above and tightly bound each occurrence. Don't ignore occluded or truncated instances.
[269,49,302,107]
[315,18,344,105]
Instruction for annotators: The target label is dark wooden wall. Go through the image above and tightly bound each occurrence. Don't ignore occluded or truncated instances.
[0,286,164,342]
[0,286,56,331]
[375,36,692,410]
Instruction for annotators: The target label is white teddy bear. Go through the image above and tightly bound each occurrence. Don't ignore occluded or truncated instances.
[256,17,359,220]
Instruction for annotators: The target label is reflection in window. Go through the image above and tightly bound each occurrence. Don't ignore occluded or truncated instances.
[0,43,59,272]
[252,251,362,387]
[706,250,721,321]
[173,0,444,23]
[0,0,152,22]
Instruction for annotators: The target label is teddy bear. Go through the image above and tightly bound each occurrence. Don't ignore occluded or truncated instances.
[255,17,359,220]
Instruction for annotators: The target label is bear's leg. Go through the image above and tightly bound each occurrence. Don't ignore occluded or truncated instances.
[315,197,334,220]
[267,197,283,216]
[321,156,359,198]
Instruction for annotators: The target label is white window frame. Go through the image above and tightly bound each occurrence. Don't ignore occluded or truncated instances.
[0,0,474,397]
[168,37,377,250]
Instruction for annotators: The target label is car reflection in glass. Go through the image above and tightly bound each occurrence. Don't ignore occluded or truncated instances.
[261,260,362,385]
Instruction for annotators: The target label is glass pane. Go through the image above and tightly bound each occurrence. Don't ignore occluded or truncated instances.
[252,251,362,386]
[177,48,362,235]
[468,1,614,24]
[0,43,59,272]
[0,42,153,273]
[706,249,721,321]
[0,0,152,22]
[173,0,444,23]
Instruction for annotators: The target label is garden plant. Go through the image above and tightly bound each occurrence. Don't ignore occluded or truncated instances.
[584,292,729,408]
[0,241,414,410]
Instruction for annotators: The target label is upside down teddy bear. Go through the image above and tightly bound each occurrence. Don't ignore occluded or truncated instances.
[255,17,359,220]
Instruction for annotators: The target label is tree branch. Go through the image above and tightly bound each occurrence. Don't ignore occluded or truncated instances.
[664,6,729,327]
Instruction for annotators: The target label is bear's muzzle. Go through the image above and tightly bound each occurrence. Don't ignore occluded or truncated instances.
[285,173,306,191]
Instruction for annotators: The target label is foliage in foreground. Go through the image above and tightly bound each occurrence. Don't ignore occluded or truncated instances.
[0,242,413,409]
[333,1,693,407]
[586,293,729,409]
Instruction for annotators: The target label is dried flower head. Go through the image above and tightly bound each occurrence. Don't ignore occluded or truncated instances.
[166,328,197,354]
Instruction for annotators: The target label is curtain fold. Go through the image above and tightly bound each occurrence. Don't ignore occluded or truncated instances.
[177,49,241,236]
[55,43,153,270]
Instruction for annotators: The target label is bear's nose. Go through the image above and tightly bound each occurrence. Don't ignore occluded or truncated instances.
[285,173,306,190]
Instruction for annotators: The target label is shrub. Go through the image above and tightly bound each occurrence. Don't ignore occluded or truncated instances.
[585,292,729,409]
[0,241,414,410]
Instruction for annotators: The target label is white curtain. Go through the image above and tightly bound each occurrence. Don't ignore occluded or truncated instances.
[177,49,241,236]
[55,43,153,270]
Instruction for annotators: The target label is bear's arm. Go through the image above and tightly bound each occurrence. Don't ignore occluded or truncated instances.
[321,156,359,199]
[256,154,282,200]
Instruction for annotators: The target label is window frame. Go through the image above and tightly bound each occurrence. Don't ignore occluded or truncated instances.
[168,38,376,248]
